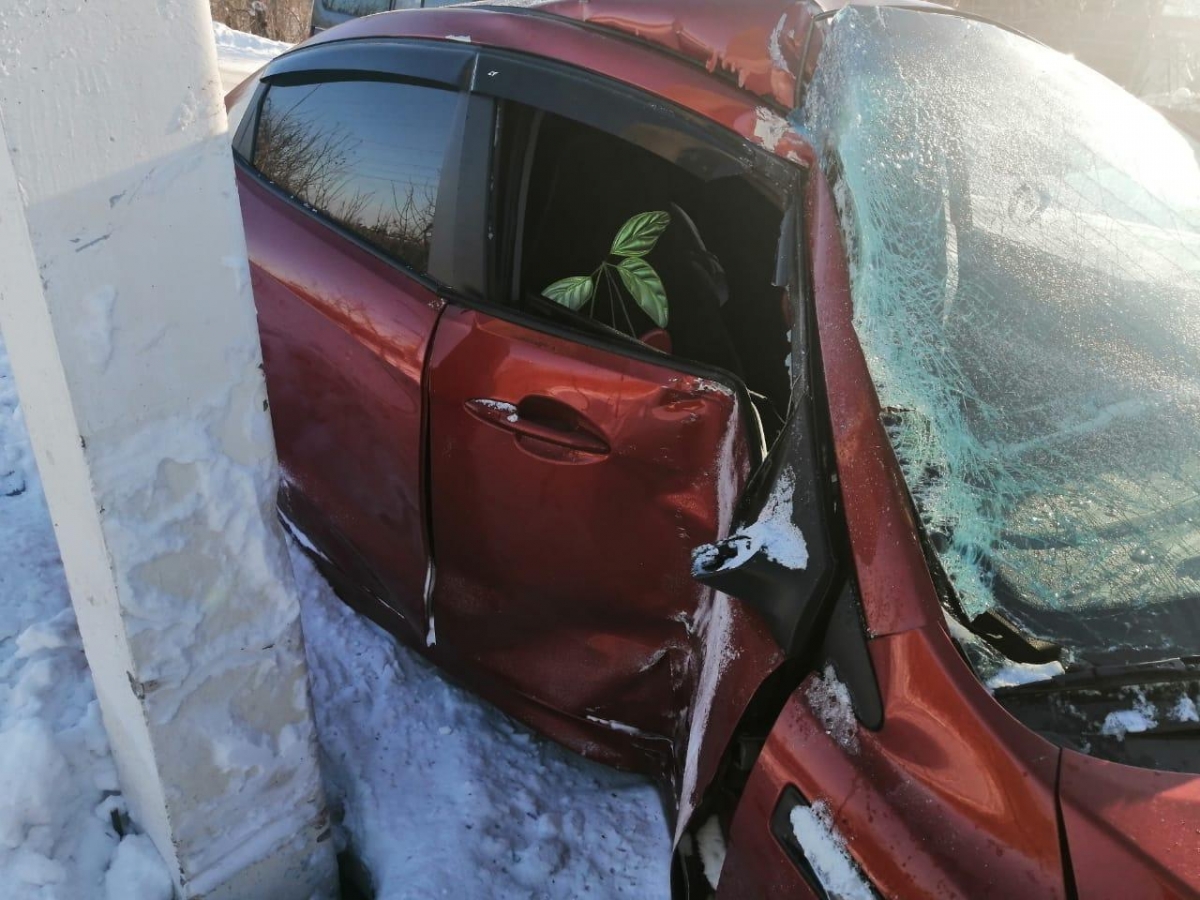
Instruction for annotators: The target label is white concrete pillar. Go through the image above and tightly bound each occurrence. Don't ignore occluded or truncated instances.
[0,3,337,898]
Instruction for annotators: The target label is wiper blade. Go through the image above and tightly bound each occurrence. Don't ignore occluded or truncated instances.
[994,656,1200,697]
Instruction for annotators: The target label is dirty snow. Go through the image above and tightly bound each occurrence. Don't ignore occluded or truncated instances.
[805,664,859,753]
[788,800,874,900]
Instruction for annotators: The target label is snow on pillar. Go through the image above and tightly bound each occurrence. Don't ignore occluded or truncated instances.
[0,2,337,898]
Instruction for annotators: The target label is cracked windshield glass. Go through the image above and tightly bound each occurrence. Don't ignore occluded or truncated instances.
[804,7,1200,666]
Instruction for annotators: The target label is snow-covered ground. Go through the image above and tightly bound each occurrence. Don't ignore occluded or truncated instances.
[213,21,290,93]
[295,550,670,899]
[0,24,670,900]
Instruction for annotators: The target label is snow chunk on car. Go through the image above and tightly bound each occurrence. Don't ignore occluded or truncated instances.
[806,664,859,752]
[789,800,874,900]
[691,468,808,574]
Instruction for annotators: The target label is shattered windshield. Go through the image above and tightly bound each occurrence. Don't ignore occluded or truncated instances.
[803,8,1200,665]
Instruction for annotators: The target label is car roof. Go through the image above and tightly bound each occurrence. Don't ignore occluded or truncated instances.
[308,0,952,109]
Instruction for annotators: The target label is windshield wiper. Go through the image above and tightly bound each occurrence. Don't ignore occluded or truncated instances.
[994,656,1200,698]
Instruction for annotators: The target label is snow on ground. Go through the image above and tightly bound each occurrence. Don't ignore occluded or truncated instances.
[0,26,671,899]
[294,548,670,898]
[0,338,173,900]
[213,21,292,93]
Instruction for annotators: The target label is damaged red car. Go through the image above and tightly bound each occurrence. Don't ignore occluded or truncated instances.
[226,1,1200,896]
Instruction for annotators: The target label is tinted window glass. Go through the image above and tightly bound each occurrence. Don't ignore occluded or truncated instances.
[254,80,457,273]
[325,0,390,14]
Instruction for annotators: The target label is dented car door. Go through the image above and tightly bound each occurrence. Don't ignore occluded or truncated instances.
[425,304,757,763]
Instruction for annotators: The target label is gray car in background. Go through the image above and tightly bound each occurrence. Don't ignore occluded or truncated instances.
[310,0,458,34]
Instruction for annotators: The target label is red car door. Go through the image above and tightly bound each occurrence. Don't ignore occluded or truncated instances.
[236,72,466,641]
[426,305,754,758]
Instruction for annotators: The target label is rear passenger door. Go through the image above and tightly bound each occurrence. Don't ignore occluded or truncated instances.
[234,43,476,641]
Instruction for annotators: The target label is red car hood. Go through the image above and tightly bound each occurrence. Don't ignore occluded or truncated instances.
[1059,750,1200,897]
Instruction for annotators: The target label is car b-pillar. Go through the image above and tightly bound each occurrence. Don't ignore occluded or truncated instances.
[0,2,337,898]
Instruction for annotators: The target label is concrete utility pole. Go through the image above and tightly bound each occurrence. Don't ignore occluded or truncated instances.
[0,2,337,898]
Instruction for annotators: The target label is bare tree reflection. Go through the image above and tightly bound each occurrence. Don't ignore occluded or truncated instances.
[256,84,439,271]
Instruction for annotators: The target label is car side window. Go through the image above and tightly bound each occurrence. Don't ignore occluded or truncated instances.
[494,101,793,442]
[252,79,458,274]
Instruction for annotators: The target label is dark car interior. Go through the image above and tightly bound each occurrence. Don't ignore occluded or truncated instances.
[496,103,794,442]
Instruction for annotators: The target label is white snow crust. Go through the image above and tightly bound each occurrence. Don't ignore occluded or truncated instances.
[1100,689,1159,739]
[985,660,1065,692]
[693,468,808,574]
[789,800,874,900]
[695,815,726,889]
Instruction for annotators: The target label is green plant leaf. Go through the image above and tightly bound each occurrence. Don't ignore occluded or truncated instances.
[542,275,594,311]
[610,211,671,258]
[617,258,668,328]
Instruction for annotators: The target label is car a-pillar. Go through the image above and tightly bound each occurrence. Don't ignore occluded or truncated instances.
[0,2,337,898]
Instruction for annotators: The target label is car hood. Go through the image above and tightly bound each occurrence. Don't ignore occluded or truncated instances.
[1058,749,1200,897]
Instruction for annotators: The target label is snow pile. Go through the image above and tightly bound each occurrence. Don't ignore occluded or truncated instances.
[212,21,292,93]
[291,546,671,899]
[212,21,292,63]
[692,468,808,574]
[0,337,172,899]
[788,800,874,900]
[103,836,173,900]
[805,665,859,752]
